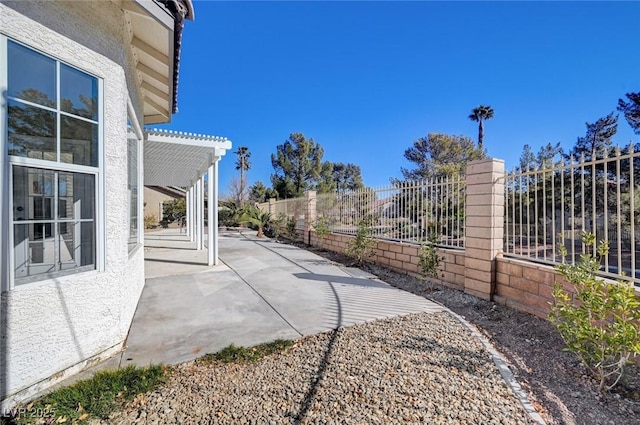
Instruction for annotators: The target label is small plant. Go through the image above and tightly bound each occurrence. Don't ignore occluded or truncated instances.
[240,205,271,238]
[264,213,286,239]
[197,340,294,364]
[219,200,243,227]
[550,231,640,392]
[285,216,297,240]
[10,365,166,423]
[345,218,376,267]
[144,213,157,229]
[314,216,331,240]
[418,233,444,290]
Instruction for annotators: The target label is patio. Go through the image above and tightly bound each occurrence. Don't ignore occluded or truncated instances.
[121,228,446,366]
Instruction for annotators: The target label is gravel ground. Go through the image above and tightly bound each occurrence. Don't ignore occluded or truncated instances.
[366,264,640,425]
[104,312,537,425]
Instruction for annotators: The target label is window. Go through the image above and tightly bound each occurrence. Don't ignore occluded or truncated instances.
[127,125,140,251]
[6,39,101,285]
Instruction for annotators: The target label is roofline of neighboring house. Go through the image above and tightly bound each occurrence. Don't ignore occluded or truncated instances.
[146,185,187,198]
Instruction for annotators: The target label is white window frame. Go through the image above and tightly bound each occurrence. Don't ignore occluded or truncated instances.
[127,99,143,254]
[1,36,105,290]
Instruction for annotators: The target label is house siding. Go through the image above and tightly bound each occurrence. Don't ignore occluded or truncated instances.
[1,1,146,407]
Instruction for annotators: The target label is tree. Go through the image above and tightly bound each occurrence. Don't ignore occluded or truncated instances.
[617,91,640,134]
[331,162,364,192]
[400,133,486,181]
[569,112,618,161]
[315,161,336,194]
[248,181,278,203]
[234,146,251,204]
[468,105,494,150]
[223,176,247,207]
[270,133,324,198]
[518,144,536,172]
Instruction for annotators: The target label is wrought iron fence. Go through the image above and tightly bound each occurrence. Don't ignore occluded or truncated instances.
[316,176,466,248]
[504,146,640,286]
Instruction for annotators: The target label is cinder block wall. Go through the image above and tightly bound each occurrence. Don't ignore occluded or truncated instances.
[309,233,465,292]
[275,157,639,322]
[495,257,561,318]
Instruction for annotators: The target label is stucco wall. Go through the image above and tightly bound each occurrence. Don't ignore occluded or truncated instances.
[1,1,146,406]
[144,187,178,223]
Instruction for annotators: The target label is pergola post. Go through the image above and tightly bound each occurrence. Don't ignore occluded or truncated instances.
[185,189,190,236]
[198,176,205,250]
[189,185,195,241]
[195,177,202,250]
[207,160,219,266]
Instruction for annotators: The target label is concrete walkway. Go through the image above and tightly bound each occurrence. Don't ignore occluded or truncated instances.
[121,229,445,366]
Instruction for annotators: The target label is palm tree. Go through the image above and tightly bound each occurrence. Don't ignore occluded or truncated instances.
[468,105,494,150]
[240,205,271,238]
[234,146,251,204]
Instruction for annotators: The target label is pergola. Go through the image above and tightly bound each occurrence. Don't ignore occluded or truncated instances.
[144,129,232,265]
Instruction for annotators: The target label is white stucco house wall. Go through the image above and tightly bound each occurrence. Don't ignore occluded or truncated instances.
[0,0,230,409]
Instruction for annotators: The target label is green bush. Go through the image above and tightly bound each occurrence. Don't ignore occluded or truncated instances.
[550,231,640,391]
[240,205,271,238]
[345,218,376,266]
[314,216,331,240]
[162,198,185,223]
[285,216,297,240]
[264,213,286,239]
[418,234,444,289]
[219,200,242,227]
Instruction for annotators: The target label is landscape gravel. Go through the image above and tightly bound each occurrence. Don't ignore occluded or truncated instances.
[104,312,537,424]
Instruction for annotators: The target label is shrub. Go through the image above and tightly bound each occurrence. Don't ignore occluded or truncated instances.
[162,198,185,223]
[345,218,376,267]
[285,216,297,240]
[418,234,444,289]
[264,213,286,239]
[314,216,331,240]
[219,200,242,227]
[550,231,640,391]
[144,213,157,229]
[240,205,271,238]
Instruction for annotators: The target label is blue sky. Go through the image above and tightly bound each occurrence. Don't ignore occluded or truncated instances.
[158,1,640,194]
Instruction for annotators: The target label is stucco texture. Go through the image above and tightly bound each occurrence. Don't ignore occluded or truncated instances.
[1,1,146,404]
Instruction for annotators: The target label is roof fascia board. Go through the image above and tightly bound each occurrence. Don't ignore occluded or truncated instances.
[130,0,174,28]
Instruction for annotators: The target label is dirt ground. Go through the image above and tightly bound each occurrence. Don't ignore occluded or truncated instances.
[306,245,640,425]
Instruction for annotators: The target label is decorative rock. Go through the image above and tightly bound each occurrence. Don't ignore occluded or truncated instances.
[103,312,538,424]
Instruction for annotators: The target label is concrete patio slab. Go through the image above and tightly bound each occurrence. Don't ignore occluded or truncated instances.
[120,229,445,367]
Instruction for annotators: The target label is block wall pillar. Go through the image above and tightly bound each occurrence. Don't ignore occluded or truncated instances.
[464,158,505,300]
